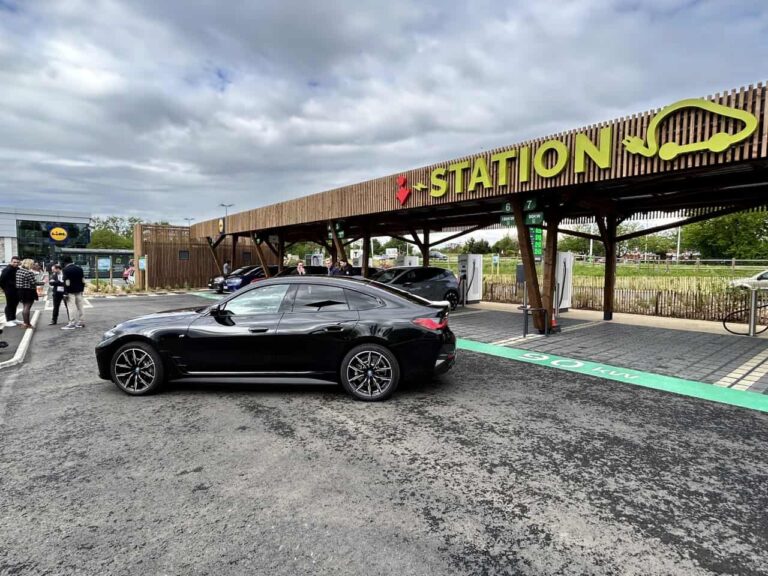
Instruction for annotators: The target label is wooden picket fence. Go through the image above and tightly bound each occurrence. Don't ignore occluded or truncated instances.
[483,276,768,322]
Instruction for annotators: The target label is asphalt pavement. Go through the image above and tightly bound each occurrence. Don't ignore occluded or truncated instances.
[1,294,767,575]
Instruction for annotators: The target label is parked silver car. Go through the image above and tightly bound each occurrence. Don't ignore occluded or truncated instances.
[373,266,460,310]
[729,270,768,290]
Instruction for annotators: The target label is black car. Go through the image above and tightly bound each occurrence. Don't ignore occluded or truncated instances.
[224,265,279,292]
[208,265,260,294]
[373,267,460,310]
[95,277,456,401]
[275,265,329,276]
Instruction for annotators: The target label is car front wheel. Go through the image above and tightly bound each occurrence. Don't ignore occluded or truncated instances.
[110,341,164,396]
[340,344,400,401]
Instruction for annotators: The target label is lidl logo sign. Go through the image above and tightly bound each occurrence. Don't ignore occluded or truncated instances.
[49,227,68,242]
[394,98,759,205]
[218,218,225,234]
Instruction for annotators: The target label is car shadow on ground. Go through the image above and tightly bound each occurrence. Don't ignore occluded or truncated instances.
[150,374,453,399]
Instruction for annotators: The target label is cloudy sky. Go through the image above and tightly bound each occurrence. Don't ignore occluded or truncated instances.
[1,0,767,229]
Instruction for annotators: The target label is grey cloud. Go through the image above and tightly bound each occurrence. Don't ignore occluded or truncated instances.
[0,0,767,224]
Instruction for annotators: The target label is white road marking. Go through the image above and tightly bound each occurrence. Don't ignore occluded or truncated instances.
[715,347,768,391]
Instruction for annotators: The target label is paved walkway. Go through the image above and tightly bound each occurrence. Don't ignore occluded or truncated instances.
[450,303,768,395]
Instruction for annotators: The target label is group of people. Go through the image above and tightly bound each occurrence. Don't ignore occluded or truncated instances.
[326,259,354,276]
[0,256,87,349]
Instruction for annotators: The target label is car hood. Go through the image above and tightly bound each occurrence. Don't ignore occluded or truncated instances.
[117,306,206,329]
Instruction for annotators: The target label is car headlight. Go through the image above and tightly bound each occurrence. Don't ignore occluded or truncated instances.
[102,329,118,340]
[214,276,224,282]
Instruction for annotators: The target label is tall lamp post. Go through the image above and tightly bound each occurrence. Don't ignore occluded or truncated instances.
[219,203,234,220]
[183,217,195,226]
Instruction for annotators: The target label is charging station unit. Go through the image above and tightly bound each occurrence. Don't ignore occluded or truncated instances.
[458,254,483,304]
[555,251,575,311]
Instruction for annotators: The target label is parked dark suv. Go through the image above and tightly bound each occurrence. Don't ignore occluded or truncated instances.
[373,266,460,310]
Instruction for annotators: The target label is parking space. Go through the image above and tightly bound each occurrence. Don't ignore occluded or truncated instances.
[1,294,767,575]
[450,306,768,395]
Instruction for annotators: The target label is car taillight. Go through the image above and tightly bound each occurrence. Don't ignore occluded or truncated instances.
[412,317,448,330]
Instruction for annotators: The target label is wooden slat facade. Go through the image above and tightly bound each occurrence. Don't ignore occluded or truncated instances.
[191,82,768,239]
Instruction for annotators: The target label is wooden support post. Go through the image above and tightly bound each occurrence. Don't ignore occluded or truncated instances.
[133,223,145,288]
[422,228,430,267]
[278,236,285,272]
[231,234,238,270]
[206,236,223,274]
[362,231,371,278]
[601,215,618,321]
[511,197,545,332]
[329,221,348,263]
[253,239,272,278]
[541,211,561,331]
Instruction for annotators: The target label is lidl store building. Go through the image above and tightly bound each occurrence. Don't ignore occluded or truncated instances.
[0,206,91,264]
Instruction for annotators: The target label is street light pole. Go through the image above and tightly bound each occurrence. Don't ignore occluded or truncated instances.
[183,217,195,227]
[219,203,234,220]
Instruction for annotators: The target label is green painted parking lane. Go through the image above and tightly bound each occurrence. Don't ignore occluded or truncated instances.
[458,338,768,414]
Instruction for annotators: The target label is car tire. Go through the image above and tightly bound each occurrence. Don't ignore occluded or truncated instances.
[110,341,165,396]
[445,290,459,311]
[340,343,400,402]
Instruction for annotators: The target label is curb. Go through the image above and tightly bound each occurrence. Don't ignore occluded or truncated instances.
[0,309,41,370]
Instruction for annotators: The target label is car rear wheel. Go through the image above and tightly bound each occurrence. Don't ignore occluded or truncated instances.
[340,344,400,401]
[110,341,164,396]
[445,290,459,311]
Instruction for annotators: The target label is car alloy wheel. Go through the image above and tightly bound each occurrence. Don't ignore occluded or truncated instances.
[110,342,164,395]
[445,290,459,311]
[341,344,400,401]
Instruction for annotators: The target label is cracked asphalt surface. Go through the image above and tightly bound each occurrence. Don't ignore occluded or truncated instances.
[1,294,767,575]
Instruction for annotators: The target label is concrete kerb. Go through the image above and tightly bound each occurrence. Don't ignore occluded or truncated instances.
[0,309,41,370]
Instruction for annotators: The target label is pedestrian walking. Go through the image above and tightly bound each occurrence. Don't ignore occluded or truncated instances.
[48,264,68,325]
[61,256,85,330]
[223,260,231,276]
[15,259,39,329]
[0,256,20,326]
[0,310,7,350]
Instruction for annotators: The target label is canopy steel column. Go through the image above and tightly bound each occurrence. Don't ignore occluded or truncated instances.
[511,197,545,332]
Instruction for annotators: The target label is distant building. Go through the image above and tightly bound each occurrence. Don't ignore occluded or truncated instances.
[0,206,91,263]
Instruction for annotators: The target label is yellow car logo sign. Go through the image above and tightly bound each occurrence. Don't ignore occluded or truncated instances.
[50,227,68,242]
[623,98,758,161]
[218,218,225,233]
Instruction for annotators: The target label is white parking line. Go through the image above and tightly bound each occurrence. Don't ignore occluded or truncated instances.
[715,347,768,390]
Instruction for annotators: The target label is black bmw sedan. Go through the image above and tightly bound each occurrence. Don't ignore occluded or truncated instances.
[95,277,456,401]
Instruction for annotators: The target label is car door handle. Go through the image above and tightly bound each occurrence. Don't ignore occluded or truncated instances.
[248,327,268,334]
[323,325,345,332]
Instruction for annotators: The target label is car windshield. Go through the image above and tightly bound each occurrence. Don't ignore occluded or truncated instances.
[231,266,255,275]
[373,269,401,283]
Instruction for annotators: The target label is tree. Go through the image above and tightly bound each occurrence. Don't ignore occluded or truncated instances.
[88,228,133,249]
[492,235,519,256]
[383,237,408,255]
[371,239,383,255]
[462,238,492,254]
[90,216,143,240]
[684,212,768,259]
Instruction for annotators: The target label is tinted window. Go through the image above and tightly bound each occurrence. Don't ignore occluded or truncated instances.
[345,289,382,311]
[292,284,349,312]
[231,265,257,275]
[374,269,400,283]
[225,284,289,315]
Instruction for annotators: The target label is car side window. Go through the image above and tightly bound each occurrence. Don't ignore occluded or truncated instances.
[292,284,349,312]
[759,273,768,280]
[345,289,383,311]
[224,284,289,315]
[394,270,417,284]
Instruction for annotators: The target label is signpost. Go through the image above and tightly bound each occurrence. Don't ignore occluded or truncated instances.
[530,228,543,262]
[524,211,544,226]
[97,257,112,287]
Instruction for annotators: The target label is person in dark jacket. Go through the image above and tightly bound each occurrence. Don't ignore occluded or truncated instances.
[48,264,68,325]
[0,256,20,326]
[15,258,38,329]
[61,256,85,330]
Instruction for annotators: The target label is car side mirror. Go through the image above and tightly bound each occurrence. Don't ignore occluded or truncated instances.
[210,304,224,317]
